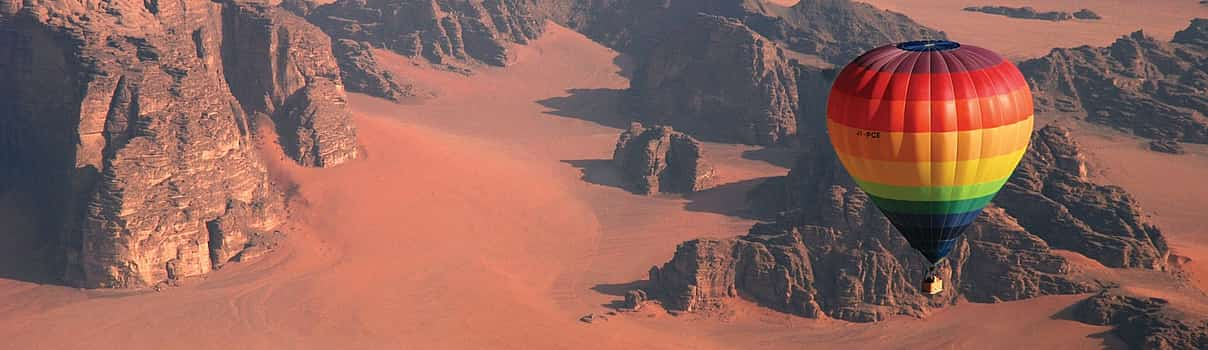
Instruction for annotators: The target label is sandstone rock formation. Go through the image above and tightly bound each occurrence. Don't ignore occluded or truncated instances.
[1149,139,1186,154]
[1072,9,1101,20]
[645,124,1169,321]
[613,123,719,195]
[995,126,1169,269]
[760,0,946,63]
[962,6,1076,21]
[546,0,943,63]
[223,2,358,167]
[592,0,942,145]
[0,0,358,288]
[629,14,798,145]
[1019,19,1208,144]
[307,0,543,67]
[648,204,1095,322]
[331,38,413,101]
[1074,289,1208,349]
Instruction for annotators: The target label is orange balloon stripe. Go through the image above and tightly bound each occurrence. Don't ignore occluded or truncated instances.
[827,116,1033,162]
[833,60,1028,101]
[826,87,1033,132]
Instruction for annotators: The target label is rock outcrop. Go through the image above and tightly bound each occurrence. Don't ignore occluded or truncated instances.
[613,123,719,195]
[331,39,413,101]
[646,123,1170,321]
[223,2,358,167]
[630,14,798,145]
[1074,289,1208,349]
[547,0,944,63]
[0,0,359,288]
[648,204,1094,322]
[585,0,942,145]
[1072,9,1101,20]
[962,6,1078,21]
[1149,139,1186,154]
[1019,19,1208,144]
[760,0,946,63]
[995,126,1169,269]
[307,0,543,67]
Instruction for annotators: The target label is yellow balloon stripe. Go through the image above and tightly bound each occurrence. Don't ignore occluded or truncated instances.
[835,147,1027,187]
[827,117,1033,162]
[853,177,1011,201]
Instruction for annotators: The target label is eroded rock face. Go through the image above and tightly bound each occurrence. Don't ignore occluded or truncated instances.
[1075,289,1208,349]
[547,0,942,64]
[0,0,365,288]
[331,39,413,101]
[961,6,1075,21]
[561,0,942,145]
[613,123,719,195]
[996,126,1169,269]
[649,196,1093,322]
[758,0,946,63]
[223,2,358,167]
[647,123,1177,321]
[1019,19,1208,144]
[308,0,543,67]
[630,14,798,145]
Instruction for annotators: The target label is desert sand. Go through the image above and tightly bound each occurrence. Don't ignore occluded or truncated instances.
[1071,123,1208,297]
[0,23,1134,349]
[856,0,1206,60]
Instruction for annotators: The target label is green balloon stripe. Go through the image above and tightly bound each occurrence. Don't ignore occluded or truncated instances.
[868,194,996,215]
[852,177,1011,202]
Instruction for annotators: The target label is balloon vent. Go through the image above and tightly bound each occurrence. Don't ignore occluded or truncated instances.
[896,40,961,52]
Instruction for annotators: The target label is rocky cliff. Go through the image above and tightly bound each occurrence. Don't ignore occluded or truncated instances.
[307,0,543,67]
[609,0,942,145]
[996,126,1169,269]
[547,0,943,63]
[649,203,1094,322]
[613,123,719,195]
[331,38,414,101]
[1075,289,1208,349]
[0,0,356,288]
[223,2,359,167]
[629,14,798,145]
[757,0,946,63]
[1019,19,1208,145]
[645,124,1168,321]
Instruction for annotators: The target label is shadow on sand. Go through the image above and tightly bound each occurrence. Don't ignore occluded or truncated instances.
[683,177,776,220]
[740,147,801,169]
[592,279,650,308]
[563,159,777,220]
[0,191,63,285]
[561,159,627,191]
[537,88,635,130]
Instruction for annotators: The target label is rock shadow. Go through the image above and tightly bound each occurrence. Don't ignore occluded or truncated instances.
[592,279,649,309]
[0,191,63,285]
[537,88,635,130]
[561,159,626,191]
[613,54,635,79]
[740,147,800,169]
[683,177,776,220]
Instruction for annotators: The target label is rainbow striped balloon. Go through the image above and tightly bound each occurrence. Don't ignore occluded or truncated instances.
[826,40,1033,264]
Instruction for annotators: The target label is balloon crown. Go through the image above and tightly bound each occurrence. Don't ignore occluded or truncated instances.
[896,40,961,52]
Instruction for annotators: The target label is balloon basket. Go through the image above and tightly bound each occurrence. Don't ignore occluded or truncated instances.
[921,276,943,295]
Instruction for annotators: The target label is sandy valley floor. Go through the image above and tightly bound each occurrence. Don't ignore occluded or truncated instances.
[1,1,1205,346]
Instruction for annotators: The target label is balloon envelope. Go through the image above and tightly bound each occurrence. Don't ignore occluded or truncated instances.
[826,40,1034,263]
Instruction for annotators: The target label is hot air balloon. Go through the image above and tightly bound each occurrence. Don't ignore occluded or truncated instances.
[826,40,1033,295]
